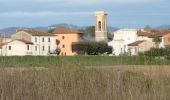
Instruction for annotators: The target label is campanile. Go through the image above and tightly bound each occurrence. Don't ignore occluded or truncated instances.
[95,11,108,42]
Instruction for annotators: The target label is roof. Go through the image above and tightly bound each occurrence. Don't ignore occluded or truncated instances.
[17,28,54,36]
[15,39,34,44]
[53,26,82,34]
[3,39,33,45]
[137,30,164,37]
[128,40,145,46]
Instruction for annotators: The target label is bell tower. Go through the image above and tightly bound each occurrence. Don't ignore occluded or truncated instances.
[95,11,108,42]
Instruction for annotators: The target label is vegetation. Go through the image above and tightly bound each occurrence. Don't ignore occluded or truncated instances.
[140,47,170,59]
[79,26,95,36]
[153,36,162,48]
[0,56,170,99]
[72,41,112,55]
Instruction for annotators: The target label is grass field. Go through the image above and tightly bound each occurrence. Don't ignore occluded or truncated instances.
[0,56,170,100]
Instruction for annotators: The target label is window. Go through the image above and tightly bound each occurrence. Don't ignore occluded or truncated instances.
[48,46,50,52]
[62,44,65,48]
[48,38,50,42]
[9,46,11,50]
[42,38,44,42]
[35,37,37,42]
[42,46,45,51]
[62,36,65,40]
[35,46,37,51]
[27,45,29,50]
[98,21,102,31]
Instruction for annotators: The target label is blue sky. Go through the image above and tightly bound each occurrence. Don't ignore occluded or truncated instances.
[0,0,169,28]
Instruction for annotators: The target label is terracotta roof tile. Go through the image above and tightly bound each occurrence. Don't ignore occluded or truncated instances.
[17,28,54,36]
[53,26,82,34]
[137,30,163,37]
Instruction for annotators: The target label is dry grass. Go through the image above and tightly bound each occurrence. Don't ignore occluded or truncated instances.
[0,65,170,100]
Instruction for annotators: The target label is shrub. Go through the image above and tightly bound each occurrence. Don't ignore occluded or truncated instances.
[72,41,112,55]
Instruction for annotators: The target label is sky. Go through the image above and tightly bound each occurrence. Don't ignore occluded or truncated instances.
[0,0,170,28]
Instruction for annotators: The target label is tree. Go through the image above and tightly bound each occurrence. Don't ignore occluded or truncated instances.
[48,29,55,33]
[79,26,95,36]
[72,41,112,55]
[144,25,153,32]
[153,36,162,48]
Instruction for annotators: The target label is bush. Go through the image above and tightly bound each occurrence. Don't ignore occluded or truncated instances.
[72,41,112,55]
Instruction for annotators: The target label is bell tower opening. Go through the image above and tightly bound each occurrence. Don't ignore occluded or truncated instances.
[98,21,102,31]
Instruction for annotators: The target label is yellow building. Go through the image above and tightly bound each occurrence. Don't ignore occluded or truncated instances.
[53,26,83,56]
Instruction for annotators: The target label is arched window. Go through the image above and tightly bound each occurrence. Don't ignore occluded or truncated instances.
[98,21,102,31]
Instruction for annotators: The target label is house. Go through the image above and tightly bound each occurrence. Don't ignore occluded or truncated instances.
[128,40,154,55]
[2,39,33,56]
[8,28,56,56]
[108,29,138,56]
[128,29,170,55]
[162,30,170,47]
[53,26,83,56]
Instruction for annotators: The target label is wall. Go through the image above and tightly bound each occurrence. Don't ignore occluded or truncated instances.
[2,40,33,56]
[56,33,80,56]
[31,36,56,56]
[11,31,32,42]
[163,33,170,46]
[111,29,138,55]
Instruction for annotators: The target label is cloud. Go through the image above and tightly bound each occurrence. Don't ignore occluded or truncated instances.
[0,11,92,18]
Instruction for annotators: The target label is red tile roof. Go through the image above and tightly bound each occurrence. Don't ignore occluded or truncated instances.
[137,30,163,37]
[53,26,82,34]
[17,28,54,36]
[128,40,145,46]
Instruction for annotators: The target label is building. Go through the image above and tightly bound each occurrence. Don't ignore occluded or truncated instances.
[127,29,170,55]
[0,35,2,55]
[108,29,138,56]
[95,11,108,42]
[7,29,56,56]
[128,40,154,55]
[53,26,83,56]
[2,39,33,56]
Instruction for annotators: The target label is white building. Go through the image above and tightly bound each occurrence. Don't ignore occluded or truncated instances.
[2,39,33,56]
[1,28,56,56]
[108,29,138,56]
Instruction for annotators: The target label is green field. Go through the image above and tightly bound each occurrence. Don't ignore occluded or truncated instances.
[0,56,170,67]
[0,56,170,100]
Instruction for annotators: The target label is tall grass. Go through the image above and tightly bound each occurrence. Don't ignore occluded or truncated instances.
[0,65,170,100]
[0,56,170,100]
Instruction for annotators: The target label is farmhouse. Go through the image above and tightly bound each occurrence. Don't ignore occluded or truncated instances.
[127,29,170,55]
[52,26,83,56]
[2,39,33,56]
[7,28,56,55]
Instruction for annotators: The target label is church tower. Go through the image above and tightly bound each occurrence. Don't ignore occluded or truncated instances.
[95,11,108,42]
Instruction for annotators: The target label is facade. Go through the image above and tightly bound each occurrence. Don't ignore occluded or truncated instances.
[108,29,138,56]
[0,36,2,55]
[95,11,108,42]
[162,31,170,46]
[53,26,83,56]
[128,40,155,55]
[8,28,56,56]
[2,39,33,56]
[127,29,170,55]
